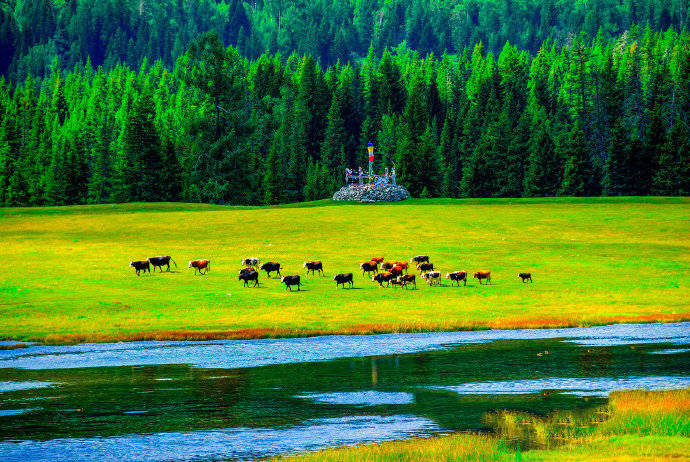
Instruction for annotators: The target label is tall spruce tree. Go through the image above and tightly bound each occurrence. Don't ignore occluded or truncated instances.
[558,120,592,196]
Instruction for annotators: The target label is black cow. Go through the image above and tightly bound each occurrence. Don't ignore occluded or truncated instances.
[148,256,177,272]
[398,274,416,289]
[360,261,378,277]
[417,262,434,274]
[333,273,353,289]
[303,261,324,276]
[239,269,259,287]
[281,275,301,291]
[260,262,282,278]
[372,272,395,287]
[130,260,150,276]
[446,271,467,286]
[410,255,429,264]
[518,272,533,283]
[239,267,255,276]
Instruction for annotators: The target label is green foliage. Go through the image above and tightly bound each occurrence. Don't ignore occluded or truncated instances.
[1,27,689,207]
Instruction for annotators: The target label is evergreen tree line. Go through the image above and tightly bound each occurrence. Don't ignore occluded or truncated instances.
[1,27,689,207]
[1,0,687,81]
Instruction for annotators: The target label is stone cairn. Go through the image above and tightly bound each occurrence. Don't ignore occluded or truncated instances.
[332,183,411,203]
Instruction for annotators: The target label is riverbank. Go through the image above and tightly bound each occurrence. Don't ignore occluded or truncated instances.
[1,198,688,344]
[275,389,690,461]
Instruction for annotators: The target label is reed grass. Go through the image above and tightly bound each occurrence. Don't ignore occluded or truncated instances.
[274,389,690,461]
[0,197,688,343]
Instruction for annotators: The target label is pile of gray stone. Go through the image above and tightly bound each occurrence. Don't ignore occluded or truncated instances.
[332,184,411,202]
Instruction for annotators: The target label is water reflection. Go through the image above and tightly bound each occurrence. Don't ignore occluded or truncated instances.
[0,323,688,461]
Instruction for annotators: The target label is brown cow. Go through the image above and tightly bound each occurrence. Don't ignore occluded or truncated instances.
[390,265,404,277]
[393,261,409,273]
[410,255,429,264]
[370,257,384,264]
[381,261,396,271]
[473,271,491,284]
[189,259,211,275]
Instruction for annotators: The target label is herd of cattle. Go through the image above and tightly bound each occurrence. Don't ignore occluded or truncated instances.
[129,255,534,291]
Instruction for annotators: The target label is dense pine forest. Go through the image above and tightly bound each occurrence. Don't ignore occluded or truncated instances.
[0,0,689,206]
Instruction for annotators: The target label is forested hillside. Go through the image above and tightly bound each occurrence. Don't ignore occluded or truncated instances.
[1,0,687,80]
[1,26,688,206]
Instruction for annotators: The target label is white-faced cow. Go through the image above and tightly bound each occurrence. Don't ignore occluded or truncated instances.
[446,271,467,286]
[333,273,353,289]
[398,274,416,289]
[473,271,491,284]
[393,261,409,273]
[241,257,260,267]
[189,259,211,275]
[381,261,395,271]
[303,261,323,276]
[372,272,395,287]
[422,271,441,286]
[281,275,301,291]
[518,272,533,283]
[410,255,429,264]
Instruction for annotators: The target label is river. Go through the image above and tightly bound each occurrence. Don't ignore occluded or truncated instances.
[1,322,688,461]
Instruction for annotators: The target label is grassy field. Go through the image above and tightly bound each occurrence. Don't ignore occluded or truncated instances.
[0,197,688,343]
[275,389,690,461]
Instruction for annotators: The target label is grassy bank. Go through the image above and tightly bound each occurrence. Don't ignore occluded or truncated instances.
[275,389,690,461]
[0,197,688,343]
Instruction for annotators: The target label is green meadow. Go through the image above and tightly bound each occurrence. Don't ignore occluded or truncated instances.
[0,197,688,344]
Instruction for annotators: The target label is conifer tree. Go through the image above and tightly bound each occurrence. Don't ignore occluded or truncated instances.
[523,111,559,197]
[652,117,689,195]
[603,119,631,195]
[263,137,282,205]
[558,120,592,196]
[321,90,347,182]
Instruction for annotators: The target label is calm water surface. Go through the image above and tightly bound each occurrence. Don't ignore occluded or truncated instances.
[0,322,688,461]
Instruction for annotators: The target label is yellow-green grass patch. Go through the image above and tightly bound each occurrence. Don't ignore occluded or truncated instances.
[274,389,690,461]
